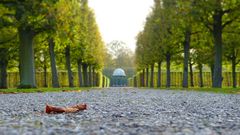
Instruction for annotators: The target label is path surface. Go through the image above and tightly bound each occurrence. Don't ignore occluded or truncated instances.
[0,88,240,135]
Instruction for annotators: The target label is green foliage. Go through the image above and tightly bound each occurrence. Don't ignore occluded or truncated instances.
[0,0,107,88]
[134,0,240,88]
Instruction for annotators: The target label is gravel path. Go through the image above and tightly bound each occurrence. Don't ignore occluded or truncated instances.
[0,88,240,135]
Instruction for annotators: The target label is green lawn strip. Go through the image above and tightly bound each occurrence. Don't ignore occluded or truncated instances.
[138,87,240,94]
[0,87,91,93]
[189,87,240,94]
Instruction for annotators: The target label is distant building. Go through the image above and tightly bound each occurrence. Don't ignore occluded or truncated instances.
[111,68,127,87]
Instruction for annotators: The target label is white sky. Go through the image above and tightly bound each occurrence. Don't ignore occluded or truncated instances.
[88,0,154,51]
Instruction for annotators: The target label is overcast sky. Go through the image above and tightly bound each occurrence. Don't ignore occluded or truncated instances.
[88,0,154,51]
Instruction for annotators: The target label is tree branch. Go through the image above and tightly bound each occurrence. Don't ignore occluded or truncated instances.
[224,30,240,34]
[191,31,202,35]
[222,16,240,28]
[33,24,53,36]
[224,53,232,60]
[200,17,213,32]
[223,4,240,15]
[236,59,240,64]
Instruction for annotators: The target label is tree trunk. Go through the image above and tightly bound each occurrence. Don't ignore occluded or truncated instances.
[210,64,214,87]
[134,76,137,87]
[157,62,162,88]
[0,63,8,89]
[146,67,149,87]
[65,45,74,87]
[212,9,223,88]
[189,61,194,87]
[82,63,89,87]
[48,38,60,88]
[77,59,83,87]
[18,27,36,88]
[182,28,191,88]
[232,57,237,88]
[102,76,105,88]
[96,72,99,87]
[150,63,154,88]
[43,63,48,87]
[198,63,204,87]
[0,52,8,89]
[140,72,143,87]
[106,78,108,87]
[93,67,96,87]
[89,65,92,87]
[142,69,145,87]
[166,52,171,88]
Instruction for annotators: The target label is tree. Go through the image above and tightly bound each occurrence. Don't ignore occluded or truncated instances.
[0,0,107,89]
[191,29,214,87]
[136,0,181,88]
[0,27,17,89]
[176,0,196,88]
[34,33,50,88]
[159,0,180,88]
[193,0,240,87]
[223,33,240,88]
[0,5,17,89]
[55,0,84,87]
[0,0,59,88]
[48,37,60,87]
[136,32,148,87]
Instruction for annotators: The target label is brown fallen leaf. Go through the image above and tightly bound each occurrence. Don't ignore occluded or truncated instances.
[45,103,87,114]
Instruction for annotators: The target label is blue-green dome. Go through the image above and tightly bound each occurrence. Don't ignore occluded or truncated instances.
[112,68,126,77]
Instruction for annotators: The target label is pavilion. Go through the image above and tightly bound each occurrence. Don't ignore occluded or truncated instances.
[111,68,127,87]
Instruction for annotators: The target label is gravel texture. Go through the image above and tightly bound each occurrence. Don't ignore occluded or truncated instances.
[0,87,240,135]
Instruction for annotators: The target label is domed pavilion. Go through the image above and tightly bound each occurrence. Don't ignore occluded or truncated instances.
[111,68,127,87]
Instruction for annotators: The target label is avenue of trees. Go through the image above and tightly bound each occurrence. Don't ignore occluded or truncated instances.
[0,0,106,89]
[135,0,240,88]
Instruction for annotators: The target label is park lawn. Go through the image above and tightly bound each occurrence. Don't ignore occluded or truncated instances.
[0,87,91,94]
[153,87,240,94]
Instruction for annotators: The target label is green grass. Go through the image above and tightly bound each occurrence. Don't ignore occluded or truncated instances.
[0,87,91,94]
[151,87,240,94]
[2,87,240,95]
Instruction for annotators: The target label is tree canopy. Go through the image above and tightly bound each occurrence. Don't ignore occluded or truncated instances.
[135,0,240,88]
[0,0,106,88]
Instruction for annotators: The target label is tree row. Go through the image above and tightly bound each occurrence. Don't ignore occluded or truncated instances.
[0,0,106,89]
[135,0,240,88]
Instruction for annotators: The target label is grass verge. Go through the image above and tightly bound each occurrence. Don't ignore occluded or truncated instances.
[0,87,91,94]
[152,87,240,94]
